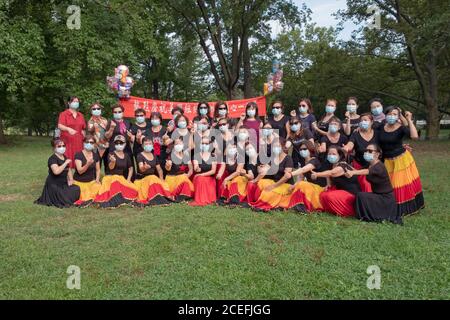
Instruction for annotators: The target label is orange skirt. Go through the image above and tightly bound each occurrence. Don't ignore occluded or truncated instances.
[250,179,293,211]
[189,176,217,206]
[94,175,138,208]
[225,176,249,204]
[384,151,424,215]
[288,181,324,213]
[73,180,101,206]
[134,175,173,205]
[165,174,194,201]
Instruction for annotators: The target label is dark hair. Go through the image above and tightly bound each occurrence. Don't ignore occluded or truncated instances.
[327,145,346,162]
[348,96,359,105]
[384,105,400,115]
[83,134,95,143]
[135,108,146,116]
[175,114,188,127]
[326,98,338,105]
[142,137,153,144]
[197,102,211,117]
[299,98,313,113]
[90,102,103,110]
[51,139,63,148]
[300,140,317,156]
[329,116,342,126]
[68,96,79,104]
[245,102,261,120]
[360,113,374,121]
[150,112,163,122]
[271,100,283,109]
[112,104,124,112]
[217,117,229,126]
[369,98,383,106]
[214,101,228,118]
[172,105,184,115]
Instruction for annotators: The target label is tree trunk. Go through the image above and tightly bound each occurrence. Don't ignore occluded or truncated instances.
[243,35,253,98]
[0,112,7,144]
[151,57,159,99]
[425,100,441,140]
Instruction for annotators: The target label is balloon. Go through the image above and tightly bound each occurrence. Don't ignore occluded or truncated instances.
[107,65,134,100]
[264,59,283,95]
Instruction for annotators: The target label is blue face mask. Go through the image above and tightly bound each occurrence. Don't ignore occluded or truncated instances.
[386,115,398,125]
[113,112,123,120]
[92,109,101,117]
[363,152,374,163]
[359,121,370,131]
[347,105,357,113]
[329,125,339,134]
[372,106,383,116]
[151,119,160,127]
[262,128,272,137]
[272,108,281,116]
[56,147,66,155]
[238,132,248,141]
[84,143,95,151]
[299,106,308,114]
[144,145,153,153]
[273,146,282,155]
[136,116,146,124]
[70,102,79,110]
[178,121,187,129]
[327,154,339,164]
[199,108,208,116]
[201,144,210,152]
[219,124,228,133]
[326,105,336,114]
[291,124,300,132]
[198,123,208,132]
[247,109,256,117]
[218,109,227,117]
[300,150,310,158]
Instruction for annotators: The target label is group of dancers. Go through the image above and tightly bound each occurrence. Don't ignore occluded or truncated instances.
[35,96,425,224]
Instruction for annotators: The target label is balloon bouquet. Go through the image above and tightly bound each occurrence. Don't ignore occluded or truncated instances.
[106,65,134,100]
[264,59,284,96]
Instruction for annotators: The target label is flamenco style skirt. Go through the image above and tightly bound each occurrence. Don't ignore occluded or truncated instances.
[94,175,138,208]
[223,176,249,205]
[134,175,173,206]
[288,181,325,213]
[189,176,217,206]
[73,180,101,206]
[355,191,402,224]
[166,174,194,202]
[216,164,229,199]
[352,160,372,192]
[250,179,292,211]
[35,177,80,209]
[319,187,356,217]
[246,181,261,204]
[384,151,424,216]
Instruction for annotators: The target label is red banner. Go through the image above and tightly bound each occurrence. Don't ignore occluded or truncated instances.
[120,96,267,120]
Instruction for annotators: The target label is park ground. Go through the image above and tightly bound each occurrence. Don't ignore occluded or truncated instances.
[0,135,449,299]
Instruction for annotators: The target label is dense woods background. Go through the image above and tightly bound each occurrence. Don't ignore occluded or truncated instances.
[0,0,448,143]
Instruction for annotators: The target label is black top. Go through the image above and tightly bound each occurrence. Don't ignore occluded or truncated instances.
[108,152,133,178]
[130,122,151,156]
[377,126,410,158]
[331,162,361,195]
[346,117,361,136]
[146,127,167,158]
[197,156,214,173]
[245,162,259,178]
[267,115,289,138]
[300,157,330,187]
[350,131,378,167]
[320,134,348,149]
[289,129,314,150]
[317,116,333,133]
[106,119,132,153]
[137,153,159,177]
[47,154,69,185]
[265,155,294,184]
[297,114,317,132]
[367,162,394,194]
[73,151,100,183]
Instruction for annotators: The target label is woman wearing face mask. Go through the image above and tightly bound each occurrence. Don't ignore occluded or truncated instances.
[35,139,81,208]
[343,97,361,136]
[250,139,294,211]
[290,98,317,133]
[104,104,133,174]
[146,112,169,164]
[260,122,276,160]
[87,103,108,163]
[94,135,138,208]
[315,99,338,138]
[191,116,212,161]
[190,137,218,206]
[267,101,289,139]
[129,108,150,167]
[169,115,194,152]
[72,135,101,207]
[235,102,263,149]
[57,96,86,168]
[369,98,386,129]
[243,144,261,205]
[319,117,348,154]
[167,106,184,133]
[287,116,314,169]
[345,144,402,224]
[212,101,236,129]
[377,107,423,216]
[312,146,361,217]
[215,118,235,199]
[287,141,328,213]
[218,144,246,205]
[193,102,212,129]
[343,113,378,192]
[134,138,173,206]
[165,138,194,202]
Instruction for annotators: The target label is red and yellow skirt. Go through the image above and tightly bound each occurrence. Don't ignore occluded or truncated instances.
[246,181,261,204]
[189,176,217,206]
[73,180,101,206]
[134,175,173,205]
[319,187,356,217]
[166,174,194,202]
[94,175,138,208]
[224,176,249,204]
[250,179,292,211]
[384,150,424,215]
[352,160,372,192]
[216,164,229,199]
[288,181,325,213]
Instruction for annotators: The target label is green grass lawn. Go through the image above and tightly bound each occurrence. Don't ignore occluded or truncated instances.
[0,136,449,299]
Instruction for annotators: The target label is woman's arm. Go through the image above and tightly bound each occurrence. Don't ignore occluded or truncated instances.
[127,167,133,181]
[58,123,76,135]
[312,166,345,179]
[319,142,327,153]
[265,169,293,191]
[165,159,172,172]
[198,162,217,177]
[67,169,74,186]
[223,164,244,185]
[95,162,101,183]
[186,162,194,178]
[291,163,315,177]
[216,162,226,179]
[343,141,354,153]
[346,168,369,178]
[156,165,164,180]
[50,159,71,175]
[405,112,419,140]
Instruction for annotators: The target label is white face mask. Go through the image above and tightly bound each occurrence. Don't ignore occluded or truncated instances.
[238,132,248,141]
[115,144,125,152]
[174,144,184,153]
[55,147,66,155]
[227,148,238,157]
